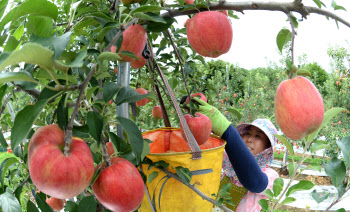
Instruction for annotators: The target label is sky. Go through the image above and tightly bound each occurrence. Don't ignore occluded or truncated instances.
[174,0,350,72]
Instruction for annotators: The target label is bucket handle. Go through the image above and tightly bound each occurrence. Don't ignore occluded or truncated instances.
[152,169,213,211]
[144,41,202,159]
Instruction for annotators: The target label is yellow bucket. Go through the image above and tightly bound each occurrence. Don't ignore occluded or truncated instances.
[139,127,226,212]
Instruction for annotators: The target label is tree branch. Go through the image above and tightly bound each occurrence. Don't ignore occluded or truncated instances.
[163,30,192,102]
[161,1,350,28]
[0,94,13,117]
[155,166,233,212]
[63,64,98,155]
[287,11,297,64]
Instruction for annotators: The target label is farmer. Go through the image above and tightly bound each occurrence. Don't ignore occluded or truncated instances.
[184,98,279,211]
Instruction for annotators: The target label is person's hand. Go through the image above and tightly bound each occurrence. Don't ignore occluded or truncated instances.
[182,97,231,137]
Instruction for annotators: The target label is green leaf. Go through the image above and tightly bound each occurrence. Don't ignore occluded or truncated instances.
[0,0,58,32]
[324,157,346,187]
[57,94,68,130]
[258,199,268,210]
[311,189,329,203]
[281,197,296,205]
[147,17,176,32]
[286,180,314,197]
[27,15,53,37]
[288,162,297,177]
[310,143,330,153]
[274,134,294,156]
[305,163,321,173]
[0,43,54,71]
[118,51,139,61]
[35,68,76,83]
[296,69,312,77]
[0,158,20,187]
[87,111,103,143]
[272,177,284,197]
[0,0,9,21]
[0,129,7,148]
[30,32,72,60]
[276,29,291,53]
[307,107,344,142]
[226,107,242,121]
[108,132,132,155]
[13,24,24,40]
[78,196,96,212]
[335,209,346,212]
[116,117,144,163]
[336,136,350,168]
[37,85,60,101]
[0,84,8,102]
[131,5,163,14]
[217,198,224,206]
[147,171,159,183]
[0,188,21,212]
[115,87,151,106]
[27,200,39,212]
[141,139,150,161]
[103,82,122,102]
[312,0,326,8]
[35,192,53,212]
[265,189,273,200]
[0,72,37,86]
[4,36,20,52]
[331,0,346,11]
[175,166,192,185]
[98,52,122,62]
[133,12,166,23]
[64,201,79,212]
[11,98,49,150]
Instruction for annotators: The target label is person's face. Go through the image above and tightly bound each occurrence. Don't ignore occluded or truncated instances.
[242,126,270,155]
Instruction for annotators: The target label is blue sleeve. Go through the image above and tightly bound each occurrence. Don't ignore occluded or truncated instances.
[221,125,268,193]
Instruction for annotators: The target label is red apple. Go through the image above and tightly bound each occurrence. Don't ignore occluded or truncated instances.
[111,46,116,53]
[185,92,207,104]
[46,197,65,211]
[92,157,145,212]
[233,94,237,97]
[274,76,324,140]
[180,112,212,145]
[106,142,115,157]
[28,124,95,199]
[7,147,12,153]
[184,0,194,4]
[118,24,147,62]
[114,67,118,74]
[135,88,151,107]
[131,54,146,69]
[186,11,233,58]
[152,106,163,119]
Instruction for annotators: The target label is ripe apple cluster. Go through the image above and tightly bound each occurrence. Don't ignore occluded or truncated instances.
[28,124,145,211]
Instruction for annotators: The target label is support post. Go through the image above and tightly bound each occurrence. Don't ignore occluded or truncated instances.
[116,62,131,139]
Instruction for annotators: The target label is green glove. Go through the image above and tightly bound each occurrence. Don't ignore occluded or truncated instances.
[191,97,231,137]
